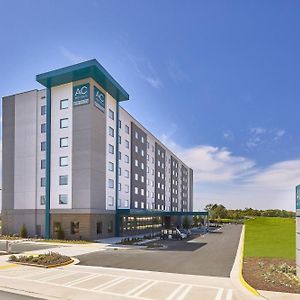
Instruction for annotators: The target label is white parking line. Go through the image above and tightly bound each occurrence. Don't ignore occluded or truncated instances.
[134,281,158,297]
[98,277,128,291]
[125,280,153,296]
[176,285,192,300]
[226,289,233,300]
[64,274,101,287]
[92,276,123,291]
[39,271,75,282]
[215,288,224,300]
[165,284,186,300]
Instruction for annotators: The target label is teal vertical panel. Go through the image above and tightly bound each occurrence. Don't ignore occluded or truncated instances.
[45,88,51,238]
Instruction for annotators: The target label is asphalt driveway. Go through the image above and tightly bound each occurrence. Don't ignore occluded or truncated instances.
[77,224,242,277]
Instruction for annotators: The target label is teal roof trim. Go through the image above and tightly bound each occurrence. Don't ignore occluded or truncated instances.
[36,59,129,102]
[118,209,208,216]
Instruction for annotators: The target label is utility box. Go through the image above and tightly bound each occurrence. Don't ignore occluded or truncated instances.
[296,185,300,278]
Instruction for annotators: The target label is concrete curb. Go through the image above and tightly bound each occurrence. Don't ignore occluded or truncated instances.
[230,225,263,299]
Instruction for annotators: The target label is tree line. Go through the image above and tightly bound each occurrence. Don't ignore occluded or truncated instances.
[204,204,295,220]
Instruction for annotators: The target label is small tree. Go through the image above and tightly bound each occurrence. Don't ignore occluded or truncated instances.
[20,224,28,238]
[182,216,190,229]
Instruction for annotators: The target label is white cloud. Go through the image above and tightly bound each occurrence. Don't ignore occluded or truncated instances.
[223,130,234,141]
[162,136,298,211]
[59,47,87,64]
[127,55,162,89]
[167,60,189,82]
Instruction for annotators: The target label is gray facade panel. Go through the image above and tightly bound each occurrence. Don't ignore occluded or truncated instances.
[171,156,179,211]
[155,143,166,209]
[2,95,15,210]
[189,168,193,211]
[181,165,188,211]
[130,122,147,209]
[72,81,107,210]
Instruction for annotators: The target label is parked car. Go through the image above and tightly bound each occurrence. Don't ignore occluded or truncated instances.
[180,228,192,237]
[160,228,187,240]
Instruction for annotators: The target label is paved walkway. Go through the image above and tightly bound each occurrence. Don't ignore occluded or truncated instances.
[0,263,248,300]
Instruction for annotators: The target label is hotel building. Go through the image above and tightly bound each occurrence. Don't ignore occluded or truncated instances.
[1,59,200,240]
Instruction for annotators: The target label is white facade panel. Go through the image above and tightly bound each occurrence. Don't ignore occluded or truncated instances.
[50,84,73,209]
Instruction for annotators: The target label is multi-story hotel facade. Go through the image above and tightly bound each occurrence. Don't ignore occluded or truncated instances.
[1,59,198,240]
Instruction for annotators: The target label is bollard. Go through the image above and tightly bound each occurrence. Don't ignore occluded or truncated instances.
[7,242,12,254]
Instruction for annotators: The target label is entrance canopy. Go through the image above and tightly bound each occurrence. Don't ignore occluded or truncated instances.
[117,209,208,217]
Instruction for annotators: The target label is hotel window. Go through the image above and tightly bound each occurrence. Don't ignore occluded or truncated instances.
[70,221,79,234]
[125,125,129,134]
[41,159,46,169]
[109,109,114,120]
[135,131,138,139]
[60,118,68,128]
[162,152,164,158]
[147,190,149,197]
[118,183,121,191]
[152,145,154,152]
[41,105,46,115]
[108,196,114,206]
[118,151,121,160]
[109,144,114,154]
[141,176,144,183]
[96,222,102,234]
[141,136,144,143]
[158,149,161,156]
[41,177,46,187]
[141,149,144,157]
[125,185,129,193]
[60,99,69,109]
[141,162,144,170]
[41,141,46,151]
[40,195,45,205]
[60,137,68,148]
[134,201,138,208]
[135,173,138,181]
[119,167,121,176]
[158,193,160,200]
[141,189,144,196]
[135,145,138,153]
[135,159,138,167]
[147,142,149,149]
[119,120,122,128]
[119,136,121,144]
[147,166,149,173]
[109,126,114,137]
[141,202,145,208]
[59,194,68,204]
[158,161,161,167]
[125,140,129,149]
[125,155,129,163]
[108,162,114,171]
[59,156,68,167]
[124,200,129,207]
[108,179,114,188]
[59,175,68,185]
[125,170,129,178]
[147,154,149,161]
[134,187,138,194]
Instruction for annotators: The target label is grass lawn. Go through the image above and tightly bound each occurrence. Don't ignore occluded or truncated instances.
[244,217,296,260]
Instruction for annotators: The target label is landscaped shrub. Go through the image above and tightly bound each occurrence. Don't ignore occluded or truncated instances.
[20,224,28,238]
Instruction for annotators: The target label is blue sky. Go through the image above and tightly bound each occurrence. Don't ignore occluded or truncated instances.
[1,1,300,210]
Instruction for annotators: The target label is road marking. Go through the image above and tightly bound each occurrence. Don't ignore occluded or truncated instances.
[165,284,186,300]
[92,276,123,291]
[134,280,157,297]
[64,274,101,287]
[0,264,17,270]
[215,288,224,300]
[40,271,75,282]
[226,289,233,300]
[176,285,192,300]
[125,280,153,296]
[98,277,128,291]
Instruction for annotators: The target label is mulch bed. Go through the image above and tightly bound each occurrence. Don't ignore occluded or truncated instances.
[243,257,300,294]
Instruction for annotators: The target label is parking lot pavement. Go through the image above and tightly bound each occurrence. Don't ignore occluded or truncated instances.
[0,290,43,300]
[0,241,59,254]
[77,224,242,277]
[0,263,250,300]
